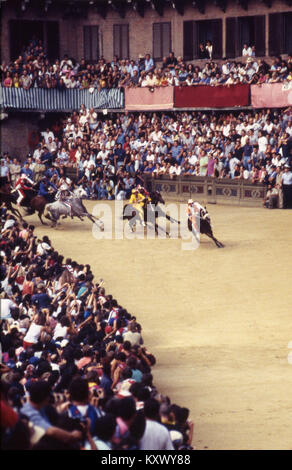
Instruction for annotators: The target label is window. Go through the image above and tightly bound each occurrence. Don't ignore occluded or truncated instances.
[113,24,129,59]
[9,20,59,62]
[269,12,292,56]
[226,16,265,58]
[153,22,171,61]
[83,26,99,62]
[183,19,222,61]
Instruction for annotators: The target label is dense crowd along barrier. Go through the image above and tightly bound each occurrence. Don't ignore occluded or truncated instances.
[63,168,267,207]
[1,83,291,111]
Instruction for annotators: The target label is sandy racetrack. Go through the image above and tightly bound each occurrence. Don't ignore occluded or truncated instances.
[28,200,292,450]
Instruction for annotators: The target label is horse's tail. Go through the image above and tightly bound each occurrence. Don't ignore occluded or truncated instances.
[122,204,129,219]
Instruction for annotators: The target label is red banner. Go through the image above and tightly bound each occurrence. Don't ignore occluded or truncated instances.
[125,86,174,111]
[174,84,250,108]
[251,83,292,108]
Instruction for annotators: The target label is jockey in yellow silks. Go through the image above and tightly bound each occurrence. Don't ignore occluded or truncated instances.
[129,188,147,226]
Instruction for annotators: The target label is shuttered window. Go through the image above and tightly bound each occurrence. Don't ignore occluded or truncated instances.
[83,26,99,62]
[46,22,59,61]
[226,15,265,58]
[226,17,237,58]
[183,21,195,61]
[113,24,129,59]
[183,19,222,60]
[153,22,171,61]
[9,20,59,62]
[269,12,292,56]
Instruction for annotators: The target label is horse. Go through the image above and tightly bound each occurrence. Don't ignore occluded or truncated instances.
[45,197,104,231]
[187,205,224,248]
[122,190,180,236]
[0,187,24,221]
[73,187,88,199]
[0,182,52,225]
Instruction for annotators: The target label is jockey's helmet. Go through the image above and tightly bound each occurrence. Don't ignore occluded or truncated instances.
[188,199,193,205]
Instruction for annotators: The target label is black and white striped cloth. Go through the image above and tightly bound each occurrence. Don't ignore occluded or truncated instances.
[0,86,124,111]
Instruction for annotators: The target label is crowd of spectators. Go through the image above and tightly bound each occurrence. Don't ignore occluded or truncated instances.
[1,107,292,207]
[1,38,292,91]
[0,218,194,450]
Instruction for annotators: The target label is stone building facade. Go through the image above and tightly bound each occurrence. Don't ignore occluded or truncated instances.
[1,0,291,65]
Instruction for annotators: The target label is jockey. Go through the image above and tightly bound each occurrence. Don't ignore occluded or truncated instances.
[59,176,72,191]
[55,184,73,201]
[38,176,57,201]
[137,184,151,203]
[129,188,146,226]
[186,199,209,232]
[15,173,35,206]
[55,184,74,218]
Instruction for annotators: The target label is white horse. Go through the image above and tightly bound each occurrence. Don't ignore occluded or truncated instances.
[73,187,88,199]
[45,197,104,230]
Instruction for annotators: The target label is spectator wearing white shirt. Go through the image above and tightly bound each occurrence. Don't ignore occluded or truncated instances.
[285,121,292,137]
[97,145,108,165]
[242,44,250,57]
[139,398,174,451]
[258,130,268,157]
[221,62,230,76]
[144,54,155,73]
[41,128,55,145]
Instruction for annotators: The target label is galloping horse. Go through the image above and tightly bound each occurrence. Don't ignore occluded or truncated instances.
[122,190,180,236]
[0,185,24,220]
[45,197,104,231]
[187,205,224,248]
[0,184,51,225]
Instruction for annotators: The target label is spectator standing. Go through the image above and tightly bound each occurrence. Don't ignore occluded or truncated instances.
[206,41,213,60]
[281,165,292,208]
[144,54,155,74]
[139,398,174,450]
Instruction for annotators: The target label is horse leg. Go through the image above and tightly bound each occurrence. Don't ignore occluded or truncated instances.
[84,213,104,231]
[8,203,24,221]
[165,214,180,225]
[13,207,24,220]
[49,210,58,228]
[205,231,224,248]
[38,211,47,225]
[213,237,224,248]
[153,220,169,238]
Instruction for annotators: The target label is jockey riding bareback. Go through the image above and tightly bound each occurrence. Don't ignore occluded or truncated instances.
[128,186,151,227]
[186,199,209,232]
[14,173,35,207]
[55,182,74,217]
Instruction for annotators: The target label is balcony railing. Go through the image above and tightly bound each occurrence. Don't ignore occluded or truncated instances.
[0,86,124,111]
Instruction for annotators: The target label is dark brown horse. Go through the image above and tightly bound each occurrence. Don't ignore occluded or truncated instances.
[0,186,48,225]
[0,184,24,220]
[122,190,180,237]
[187,206,224,248]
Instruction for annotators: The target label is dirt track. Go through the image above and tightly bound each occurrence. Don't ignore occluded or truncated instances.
[30,201,292,450]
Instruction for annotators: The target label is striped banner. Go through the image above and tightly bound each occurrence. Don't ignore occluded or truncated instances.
[0,86,124,111]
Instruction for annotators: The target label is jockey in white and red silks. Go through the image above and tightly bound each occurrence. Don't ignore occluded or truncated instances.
[15,173,34,206]
[186,199,209,232]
